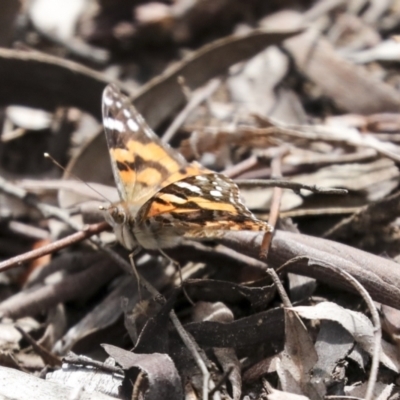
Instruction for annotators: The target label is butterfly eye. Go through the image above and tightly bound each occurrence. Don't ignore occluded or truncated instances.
[110,207,126,224]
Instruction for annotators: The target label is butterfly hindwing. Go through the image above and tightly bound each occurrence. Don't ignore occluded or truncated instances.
[136,173,271,239]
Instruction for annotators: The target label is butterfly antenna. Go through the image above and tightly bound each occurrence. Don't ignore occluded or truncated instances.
[44,152,112,203]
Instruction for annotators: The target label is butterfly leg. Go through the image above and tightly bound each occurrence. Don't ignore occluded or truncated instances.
[128,247,143,300]
[158,248,195,306]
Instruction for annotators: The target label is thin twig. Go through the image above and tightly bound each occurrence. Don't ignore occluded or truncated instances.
[0,222,109,272]
[208,366,233,397]
[223,155,259,179]
[162,78,221,143]
[8,220,50,240]
[159,249,195,306]
[63,353,123,375]
[279,206,360,218]
[235,178,348,195]
[169,310,213,400]
[15,325,62,367]
[267,268,292,308]
[260,148,288,258]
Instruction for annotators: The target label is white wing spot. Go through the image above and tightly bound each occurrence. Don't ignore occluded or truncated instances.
[114,120,124,132]
[103,96,113,106]
[123,109,131,118]
[196,176,208,182]
[175,181,202,194]
[104,116,114,129]
[127,118,139,132]
[104,117,124,132]
[116,101,122,109]
[210,190,222,197]
[160,194,187,204]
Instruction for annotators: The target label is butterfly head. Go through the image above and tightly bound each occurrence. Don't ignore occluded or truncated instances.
[107,204,127,225]
[101,203,138,250]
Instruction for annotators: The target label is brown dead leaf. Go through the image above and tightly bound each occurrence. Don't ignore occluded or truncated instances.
[293,302,400,372]
[276,308,321,399]
[103,344,182,400]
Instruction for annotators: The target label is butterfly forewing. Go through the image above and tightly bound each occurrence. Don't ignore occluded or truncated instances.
[102,84,208,205]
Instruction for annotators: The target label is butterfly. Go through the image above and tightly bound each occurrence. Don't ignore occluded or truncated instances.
[102,84,272,253]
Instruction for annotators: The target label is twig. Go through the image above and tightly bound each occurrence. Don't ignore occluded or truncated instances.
[126,252,165,302]
[324,396,363,400]
[31,32,110,65]
[260,148,288,258]
[8,220,50,240]
[0,222,109,273]
[208,366,233,397]
[235,178,348,195]
[223,156,259,179]
[14,325,61,367]
[63,353,123,375]
[162,78,221,143]
[279,206,360,219]
[267,268,292,308]
[159,249,195,306]
[169,310,214,400]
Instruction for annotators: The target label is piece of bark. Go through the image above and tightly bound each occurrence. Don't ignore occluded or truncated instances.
[0,365,117,400]
[103,344,182,400]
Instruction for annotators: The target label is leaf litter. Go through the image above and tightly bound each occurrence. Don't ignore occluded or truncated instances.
[2,1,400,399]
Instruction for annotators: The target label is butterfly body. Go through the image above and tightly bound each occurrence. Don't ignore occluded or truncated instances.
[102,84,272,252]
